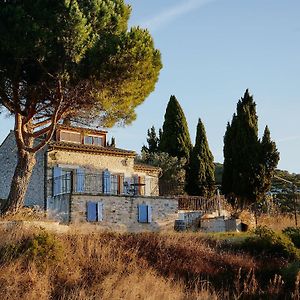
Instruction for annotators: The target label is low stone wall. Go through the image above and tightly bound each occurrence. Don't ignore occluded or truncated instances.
[177,211,203,230]
[70,195,178,232]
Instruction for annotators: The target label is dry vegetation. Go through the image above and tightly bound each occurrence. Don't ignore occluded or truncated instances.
[0,226,299,300]
[257,213,298,231]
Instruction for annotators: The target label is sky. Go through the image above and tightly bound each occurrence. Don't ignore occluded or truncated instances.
[1,0,300,173]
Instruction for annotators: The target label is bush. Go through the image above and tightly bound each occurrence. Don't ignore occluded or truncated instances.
[282,227,300,248]
[0,231,62,264]
[239,226,300,260]
[281,261,300,288]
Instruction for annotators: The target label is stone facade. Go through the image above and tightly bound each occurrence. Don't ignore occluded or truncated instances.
[0,127,171,233]
[46,147,160,197]
[68,194,178,232]
[0,131,46,207]
[47,147,136,177]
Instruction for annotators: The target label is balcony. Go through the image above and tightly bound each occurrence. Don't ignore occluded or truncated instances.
[47,171,159,198]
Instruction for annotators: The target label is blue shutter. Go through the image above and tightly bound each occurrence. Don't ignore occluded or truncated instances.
[97,202,103,221]
[76,168,85,193]
[103,170,111,194]
[138,204,148,223]
[87,202,97,222]
[147,205,152,223]
[53,167,62,196]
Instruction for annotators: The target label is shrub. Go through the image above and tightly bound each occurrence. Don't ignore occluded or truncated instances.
[283,227,300,248]
[23,231,63,262]
[0,231,62,264]
[281,261,300,288]
[239,226,300,260]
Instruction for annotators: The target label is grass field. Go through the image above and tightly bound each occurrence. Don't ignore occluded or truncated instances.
[0,224,299,300]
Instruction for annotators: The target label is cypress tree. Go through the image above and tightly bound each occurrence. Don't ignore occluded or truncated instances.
[186,119,215,196]
[257,126,280,197]
[142,126,159,154]
[159,95,192,160]
[222,121,234,196]
[222,89,260,206]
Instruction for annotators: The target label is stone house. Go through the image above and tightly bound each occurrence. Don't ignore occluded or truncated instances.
[0,125,178,231]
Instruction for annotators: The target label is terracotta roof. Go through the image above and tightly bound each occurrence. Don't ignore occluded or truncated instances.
[56,124,107,135]
[49,142,136,157]
[134,163,161,172]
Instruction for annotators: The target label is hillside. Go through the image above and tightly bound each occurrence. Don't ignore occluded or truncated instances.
[214,163,300,191]
[0,227,299,299]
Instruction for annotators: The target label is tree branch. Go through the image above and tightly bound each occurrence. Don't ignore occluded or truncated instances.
[0,88,14,113]
[30,79,64,153]
[32,118,52,129]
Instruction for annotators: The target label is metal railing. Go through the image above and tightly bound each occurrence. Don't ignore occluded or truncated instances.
[47,172,159,197]
[177,195,225,213]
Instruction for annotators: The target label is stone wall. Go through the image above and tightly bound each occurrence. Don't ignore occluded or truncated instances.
[47,149,136,177]
[47,194,71,223]
[46,148,159,196]
[0,131,45,207]
[69,195,178,232]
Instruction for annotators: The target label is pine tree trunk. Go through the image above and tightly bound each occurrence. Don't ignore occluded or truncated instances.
[1,150,36,215]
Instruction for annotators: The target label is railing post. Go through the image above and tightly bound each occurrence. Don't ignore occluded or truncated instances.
[70,171,74,194]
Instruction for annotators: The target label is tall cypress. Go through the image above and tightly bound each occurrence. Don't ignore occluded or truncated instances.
[257,126,280,197]
[186,119,215,196]
[142,126,159,154]
[222,89,260,205]
[159,95,192,160]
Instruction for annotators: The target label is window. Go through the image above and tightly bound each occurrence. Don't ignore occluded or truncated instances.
[53,167,71,196]
[138,204,152,223]
[87,202,103,222]
[84,135,104,146]
[111,174,118,195]
[84,136,93,145]
[103,170,111,194]
[94,137,103,146]
[61,170,71,194]
[60,131,81,143]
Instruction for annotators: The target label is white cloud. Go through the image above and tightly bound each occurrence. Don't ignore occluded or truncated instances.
[140,0,217,31]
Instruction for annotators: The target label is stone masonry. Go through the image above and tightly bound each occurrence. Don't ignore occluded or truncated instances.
[69,195,178,232]
[0,131,46,207]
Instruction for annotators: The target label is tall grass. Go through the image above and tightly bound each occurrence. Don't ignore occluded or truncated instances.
[0,227,299,299]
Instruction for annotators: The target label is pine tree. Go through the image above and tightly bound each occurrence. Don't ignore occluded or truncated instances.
[159,95,192,160]
[186,119,215,196]
[222,90,260,206]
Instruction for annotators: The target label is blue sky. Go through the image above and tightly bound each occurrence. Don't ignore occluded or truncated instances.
[1,0,300,172]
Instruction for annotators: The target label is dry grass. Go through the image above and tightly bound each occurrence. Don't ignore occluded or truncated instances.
[0,207,46,221]
[257,213,297,231]
[0,227,298,299]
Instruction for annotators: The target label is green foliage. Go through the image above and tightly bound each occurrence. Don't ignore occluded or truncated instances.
[142,126,160,154]
[240,226,300,260]
[273,169,300,191]
[159,95,192,161]
[139,151,186,195]
[222,90,279,207]
[283,227,300,248]
[214,163,223,185]
[0,0,162,214]
[281,261,300,288]
[186,118,215,196]
[0,231,62,264]
[0,0,162,127]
